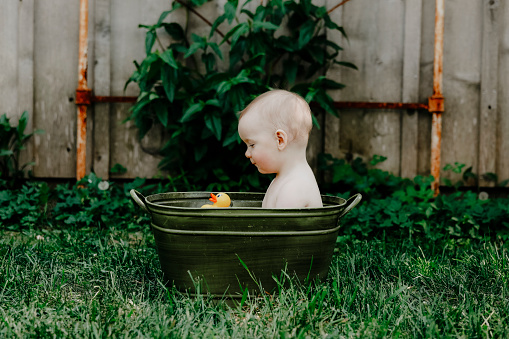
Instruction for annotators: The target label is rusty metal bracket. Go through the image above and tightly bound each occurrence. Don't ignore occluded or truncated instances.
[75,88,92,105]
[428,95,444,113]
[334,101,428,111]
[75,89,137,105]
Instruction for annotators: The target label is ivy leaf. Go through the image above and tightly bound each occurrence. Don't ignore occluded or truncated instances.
[275,36,296,52]
[155,101,168,128]
[323,16,347,39]
[202,53,216,72]
[225,0,238,24]
[320,77,346,90]
[17,111,29,141]
[253,20,279,31]
[298,20,316,49]
[221,22,249,46]
[164,23,186,41]
[311,113,320,129]
[313,91,338,117]
[184,42,203,58]
[180,102,204,122]
[159,49,178,68]
[145,30,156,54]
[205,99,222,107]
[334,61,358,70]
[204,114,222,140]
[210,14,227,39]
[222,125,240,147]
[307,44,325,64]
[240,8,255,19]
[157,10,172,26]
[209,42,223,60]
[217,81,233,95]
[161,64,177,102]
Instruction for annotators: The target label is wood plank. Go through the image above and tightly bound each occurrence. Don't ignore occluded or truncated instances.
[109,0,170,178]
[0,1,19,118]
[478,0,500,187]
[440,0,482,185]
[496,0,509,184]
[331,0,404,174]
[33,0,80,178]
[400,0,423,179]
[92,0,111,179]
[417,0,435,177]
[17,0,35,169]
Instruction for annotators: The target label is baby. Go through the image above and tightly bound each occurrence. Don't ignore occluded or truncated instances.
[237,89,323,208]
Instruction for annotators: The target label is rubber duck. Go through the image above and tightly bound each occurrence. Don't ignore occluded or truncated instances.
[201,193,231,208]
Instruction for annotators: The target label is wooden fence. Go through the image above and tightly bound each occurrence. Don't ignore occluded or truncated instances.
[1,0,508,186]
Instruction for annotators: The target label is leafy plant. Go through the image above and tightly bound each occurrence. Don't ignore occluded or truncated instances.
[442,162,509,188]
[126,0,355,190]
[0,181,49,229]
[0,111,40,187]
[319,154,509,244]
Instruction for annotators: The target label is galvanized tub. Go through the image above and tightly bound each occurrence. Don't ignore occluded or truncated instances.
[130,190,361,298]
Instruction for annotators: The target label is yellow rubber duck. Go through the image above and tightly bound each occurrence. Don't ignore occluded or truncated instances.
[201,193,231,208]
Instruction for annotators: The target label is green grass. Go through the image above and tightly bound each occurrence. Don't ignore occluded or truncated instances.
[1,226,508,338]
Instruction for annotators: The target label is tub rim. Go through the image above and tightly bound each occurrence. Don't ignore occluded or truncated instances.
[131,190,362,220]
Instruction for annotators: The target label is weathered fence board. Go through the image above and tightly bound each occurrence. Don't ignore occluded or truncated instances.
[0,1,19,118]
[478,0,500,186]
[108,0,170,178]
[17,0,35,167]
[400,0,422,178]
[417,0,435,177]
[497,0,509,183]
[33,0,80,178]
[93,0,112,179]
[440,0,483,184]
[326,0,405,174]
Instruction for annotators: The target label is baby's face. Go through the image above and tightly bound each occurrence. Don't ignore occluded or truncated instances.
[238,113,279,174]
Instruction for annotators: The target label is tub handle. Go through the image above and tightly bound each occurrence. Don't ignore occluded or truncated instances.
[338,193,362,220]
[130,189,149,213]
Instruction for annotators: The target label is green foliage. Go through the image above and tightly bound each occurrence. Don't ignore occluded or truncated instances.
[443,161,509,188]
[318,154,509,245]
[0,111,41,187]
[0,182,49,229]
[126,0,354,190]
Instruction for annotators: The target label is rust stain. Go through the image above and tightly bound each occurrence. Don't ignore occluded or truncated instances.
[93,95,137,103]
[76,0,89,181]
[76,105,87,181]
[75,91,137,105]
[429,0,445,195]
[430,112,442,194]
[333,101,428,111]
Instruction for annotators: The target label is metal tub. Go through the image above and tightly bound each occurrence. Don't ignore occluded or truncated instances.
[131,190,361,298]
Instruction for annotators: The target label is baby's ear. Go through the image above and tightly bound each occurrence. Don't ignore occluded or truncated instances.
[275,129,287,151]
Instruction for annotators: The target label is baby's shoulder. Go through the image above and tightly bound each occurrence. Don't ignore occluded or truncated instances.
[274,175,322,208]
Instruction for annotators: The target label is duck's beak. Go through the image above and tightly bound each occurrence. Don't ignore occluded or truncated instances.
[209,193,217,203]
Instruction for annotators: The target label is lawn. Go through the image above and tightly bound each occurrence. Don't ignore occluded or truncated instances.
[1,168,509,338]
[1,224,508,338]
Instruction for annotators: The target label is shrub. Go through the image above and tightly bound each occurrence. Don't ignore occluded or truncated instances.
[126,0,355,190]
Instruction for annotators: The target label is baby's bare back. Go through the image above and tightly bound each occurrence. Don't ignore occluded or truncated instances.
[262,165,323,209]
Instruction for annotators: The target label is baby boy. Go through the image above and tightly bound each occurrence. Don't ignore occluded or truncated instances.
[237,89,323,208]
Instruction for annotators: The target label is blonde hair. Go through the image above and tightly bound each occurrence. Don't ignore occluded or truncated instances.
[239,90,313,143]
